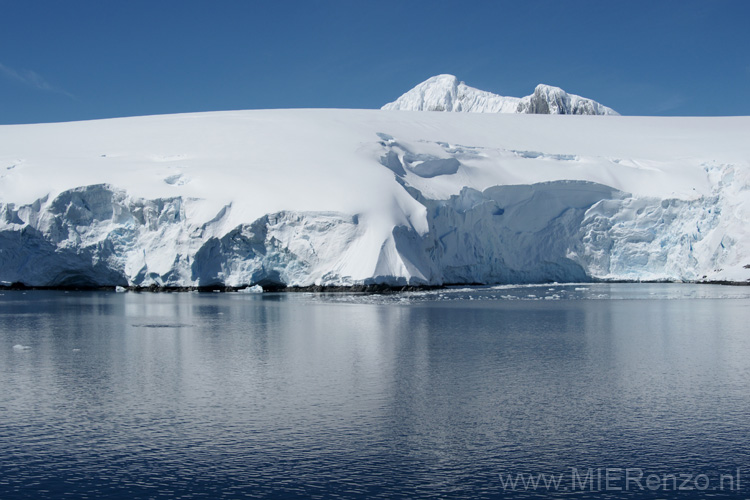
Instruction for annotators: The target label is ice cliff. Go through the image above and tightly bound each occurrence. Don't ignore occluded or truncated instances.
[381,74,619,115]
[0,109,748,287]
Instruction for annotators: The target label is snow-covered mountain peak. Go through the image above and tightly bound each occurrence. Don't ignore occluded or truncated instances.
[423,73,460,90]
[517,83,619,115]
[382,75,619,115]
[382,74,521,113]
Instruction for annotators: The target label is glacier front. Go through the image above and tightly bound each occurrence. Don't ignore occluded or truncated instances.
[1,109,748,288]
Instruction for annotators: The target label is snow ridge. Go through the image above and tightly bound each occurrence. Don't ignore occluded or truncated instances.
[382,74,619,115]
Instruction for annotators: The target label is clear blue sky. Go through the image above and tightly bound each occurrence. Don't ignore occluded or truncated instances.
[1,0,748,124]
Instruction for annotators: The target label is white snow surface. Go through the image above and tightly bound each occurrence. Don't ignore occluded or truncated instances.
[382,74,619,115]
[1,108,749,287]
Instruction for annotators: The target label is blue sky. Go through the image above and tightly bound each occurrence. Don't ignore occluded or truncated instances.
[1,0,748,124]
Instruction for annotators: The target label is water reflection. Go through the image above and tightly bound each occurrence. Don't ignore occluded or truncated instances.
[1,286,750,499]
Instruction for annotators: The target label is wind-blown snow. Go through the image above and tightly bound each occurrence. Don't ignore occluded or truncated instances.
[1,109,748,287]
[382,75,619,115]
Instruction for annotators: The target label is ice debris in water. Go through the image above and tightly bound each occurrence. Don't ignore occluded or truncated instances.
[13,344,31,350]
[238,285,264,294]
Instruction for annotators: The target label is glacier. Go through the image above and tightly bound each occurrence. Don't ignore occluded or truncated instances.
[381,74,619,115]
[1,109,749,288]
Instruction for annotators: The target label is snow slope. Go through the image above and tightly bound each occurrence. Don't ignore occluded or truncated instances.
[1,109,748,287]
[382,75,619,115]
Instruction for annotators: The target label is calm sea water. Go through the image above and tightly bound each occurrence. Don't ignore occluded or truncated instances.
[2,284,750,499]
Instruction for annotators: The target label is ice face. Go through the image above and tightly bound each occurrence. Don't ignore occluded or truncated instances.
[0,109,748,287]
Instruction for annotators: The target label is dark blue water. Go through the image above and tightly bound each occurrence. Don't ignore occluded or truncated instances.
[2,284,750,499]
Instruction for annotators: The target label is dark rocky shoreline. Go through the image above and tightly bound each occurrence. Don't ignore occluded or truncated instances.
[1,279,747,293]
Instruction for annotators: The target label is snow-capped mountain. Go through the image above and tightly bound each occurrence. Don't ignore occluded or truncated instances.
[382,74,619,115]
[1,109,748,288]
[516,83,618,115]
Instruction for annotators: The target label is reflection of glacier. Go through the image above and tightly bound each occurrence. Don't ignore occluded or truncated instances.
[1,109,749,287]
